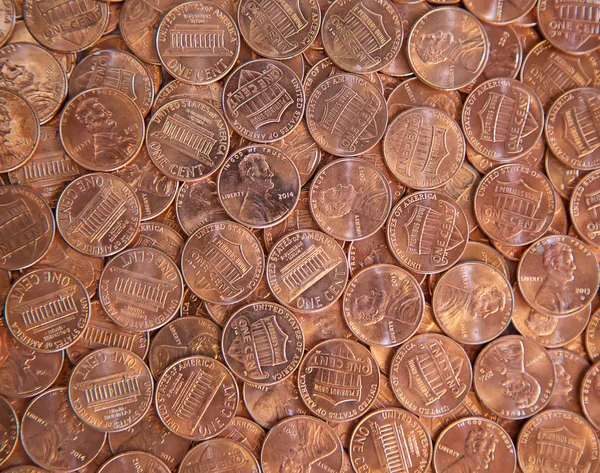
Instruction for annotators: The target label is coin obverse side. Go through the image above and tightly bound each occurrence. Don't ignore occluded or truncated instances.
[179,438,260,473]
[97,451,170,473]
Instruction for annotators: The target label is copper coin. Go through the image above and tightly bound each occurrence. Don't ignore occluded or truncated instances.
[155,355,238,441]
[0,89,39,173]
[407,7,489,90]
[321,0,402,74]
[387,191,469,274]
[157,1,239,84]
[7,124,83,208]
[149,316,222,378]
[98,452,170,473]
[546,149,586,200]
[343,264,424,347]
[180,287,210,318]
[99,247,183,332]
[3,467,47,473]
[237,0,319,59]
[347,228,401,277]
[546,87,600,170]
[119,0,163,64]
[23,0,107,52]
[266,229,348,312]
[0,396,18,466]
[474,163,555,246]
[467,134,546,175]
[153,80,223,115]
[586,308,600,362]
[298,338,379,421]
[350,408,432,473]
[306,73,387,156]
[582,361,600,430]
[56,173,141,257]
[464,0,535,24]
[538,0,600,55]
[517,235,598,317]
[359,142,407,206]
[218,144,300,229]
[571,169,600,248]
[384,106,465,189]
[146,98,230,182]
[217,416,265,460]
[390,333,472,417]
[295,299,354,351]
[223,58,304,142]
[180,438,259,473]
[432,262,513,345]
[108,408,191,470]
[70,49,154,117]
[547,348,590,412]
[440,163,480,233]
[0,185,53,270]
[60,88,144,172]
[463,79,544,161]
[176,178,228,236]
[66,300,148,364]
[260,415,343,473]
[0,0,13,47]
[474,335,554,419]
[69,347,153,432]
[517,409,600,473]
[181,221,264,304]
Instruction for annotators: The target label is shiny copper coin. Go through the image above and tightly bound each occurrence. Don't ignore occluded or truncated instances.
[474,335,554,419]
[474,163,555,246]
[467,134,546,175]
[180,438,260,473]
[440,163,480,232]
[0,89,39,173]
[0,396,18,466]
[99,247,183,332]
[517,235,598,317]
[23,0,107,52]
[546,88,600,170]
[0,0,13,48]
[0,185,53,270]
[547,348,590,412]
[582,361,600,430]
[155,355,238,441]
[546,149,586,200]
[119,0,163,64]
[266,229,348,312]
[306,73,387,156]
[60,88,144,171]
[181,221,264,304]
[571,169,600,249]
[176,178,228,236]
[260,415,343,473]
[321,0,402,74]
[464,0,535,24]
[384,106,465,189]
[154,81,223,116]
[343,264,424,347]
[157,1,239,84]
[149,316,222,378]
[347,228,400,277]
[298,338,379,421]
[387,191,469,274]
[223,59,304,142]
[586,308,600,362]
[132,222,184,261]
[217,416,265,460]
[98,452,170,473]
[69,347,153,432]
[408,7,489,90]
[3,467,47,473]
[390,333,472,417]
[147,98,230,182]
[360,142,407,205]
[180,287,210,318]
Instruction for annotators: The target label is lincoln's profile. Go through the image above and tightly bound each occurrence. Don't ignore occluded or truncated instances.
[415,29,486,72]
[534,242,578,313]
[443,427,498,473]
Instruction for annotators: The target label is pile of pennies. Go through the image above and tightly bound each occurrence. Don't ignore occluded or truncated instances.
[1,0,600,471]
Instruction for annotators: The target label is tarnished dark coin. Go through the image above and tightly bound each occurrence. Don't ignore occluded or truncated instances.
[21,387,106,471]
[0,89,39,173]
[0,185,53,270]
[547,348,590,412]
[69,347,153,432]
[266,229,348,312]
[153,80,223,114]
[180,438,260,473]
[97,452,170,473]
[176,179,229,236]
[155,356,238,441]
[306,73,387,156]
[217,416,265,460]
[390,333,472,417]
[474,335,554,419]
[571,169,600,249]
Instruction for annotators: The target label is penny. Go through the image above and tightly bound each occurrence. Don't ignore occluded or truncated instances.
[180,287,210,318]
[463,79,544,161]
[517,235,598,317]
[371,373,402,410]
[108,408,191,470]
[306,73,387,156]
[152,80,223,115]
[3,467,47,473]
[0,185,54,270]
[60,88,144,172]
[131,221,184,261]
[390,333,472,417]
[571,169,600,249]
[408,7,489,90]
[23,0,107,52]
[69,347,153,432]
[348,228,400,277]
[56,173,141,257]
[217,416,265,459]
[8,124,83,208]
[321,0,402,74]
[474,164,555,246]
[147,99,229,183]
[432,262,513,345]
[547,348,590,412]
[546,88,600,170]
[0,396,17,466]
[467,134,545,175]
[474,335,554,419]
[260,415,343,473]
[464,0,535,24]
[582,361,600,430]
[223,59,304,142]
[180,438,260,473]
[586,309,600,362]
[266,229,348,312]
[298,338,379,421]
[155,355,238,440]
[350,408,432,473]
[546,150,586,200]
[119,0,163,64]
[384,107,465,189]
[0,0,13,47]
[387,191,469,274]
[434,417,515,473]
[0,89,39,173]
[176,179,228,236]
[343,264,424,347]
[296,298,354,350]
[439,163,480,233]
[359,142,407,206]
[97,452,170,473]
